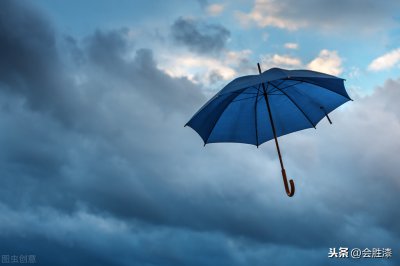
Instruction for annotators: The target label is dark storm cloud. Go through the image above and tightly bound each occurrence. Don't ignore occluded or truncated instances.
[171,17,230,55]
[82,28,205,113]
[0,205,330,266]
[64,35,85,66]
[1,1,400,266]
[86,28,131,70]
[0,0,83,125]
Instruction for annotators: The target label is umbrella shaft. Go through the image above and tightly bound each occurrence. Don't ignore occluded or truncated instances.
[262,85,285,171]
[257,63,295,197]
[258,63,285,170]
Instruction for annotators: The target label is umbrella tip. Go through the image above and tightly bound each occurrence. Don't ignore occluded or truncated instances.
[257,63,262,74]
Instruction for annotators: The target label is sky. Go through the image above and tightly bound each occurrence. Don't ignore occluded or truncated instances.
[0,0,400,265]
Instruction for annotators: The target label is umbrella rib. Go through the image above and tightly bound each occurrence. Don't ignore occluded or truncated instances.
[268,88,279,94]
[269,82,316,129]
[229,91,258,95]
[286,88,338,124]
[267,79,287,93]
[204,91,243,145]
[225,86,259,95]
[284,78,352,100]
[288,86,325,110]
[268,81,302,94]
[275,81,303,91]
[231,95,259,102]
[274,79,286,88]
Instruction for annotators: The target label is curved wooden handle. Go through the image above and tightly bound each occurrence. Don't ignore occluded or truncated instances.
[282,169,295,197]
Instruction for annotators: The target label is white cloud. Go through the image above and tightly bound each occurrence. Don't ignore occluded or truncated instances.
[262,54,302,69]
[307,49,343,76]
[284,42,299,50]
[272,54,301,66]
[206,4,225,16]
[225,49,252,66]
[258,49,343,76]
[368,48,400,71]
[235,0,308,30]
[159,50,253,86]
[161,55,236,83]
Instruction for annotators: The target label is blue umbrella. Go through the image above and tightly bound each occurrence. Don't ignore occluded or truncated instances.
[185,64,352,197]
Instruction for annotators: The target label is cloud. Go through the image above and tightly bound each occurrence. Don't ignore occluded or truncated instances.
[160,54,237,85]
[206,3,225,16]
[260,49,342,75]
[0,204,340,266]
[236,0,306,30]
[171,17,230,55]
[0,0,83,125]
[236,0,400,32]
[262,54,302,68]
[85,28,132,70]
[368,48,400,71]
[1,1,400,266]
[159,49,253,87]
[307,49,343,75]
[284,43,299,50]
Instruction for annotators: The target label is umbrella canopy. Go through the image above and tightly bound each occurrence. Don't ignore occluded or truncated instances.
[185,64,352,197]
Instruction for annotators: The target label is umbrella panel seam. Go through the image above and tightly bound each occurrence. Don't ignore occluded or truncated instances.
[269,82,317,128]
[283,77,351,100]
[205,89,247,144]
